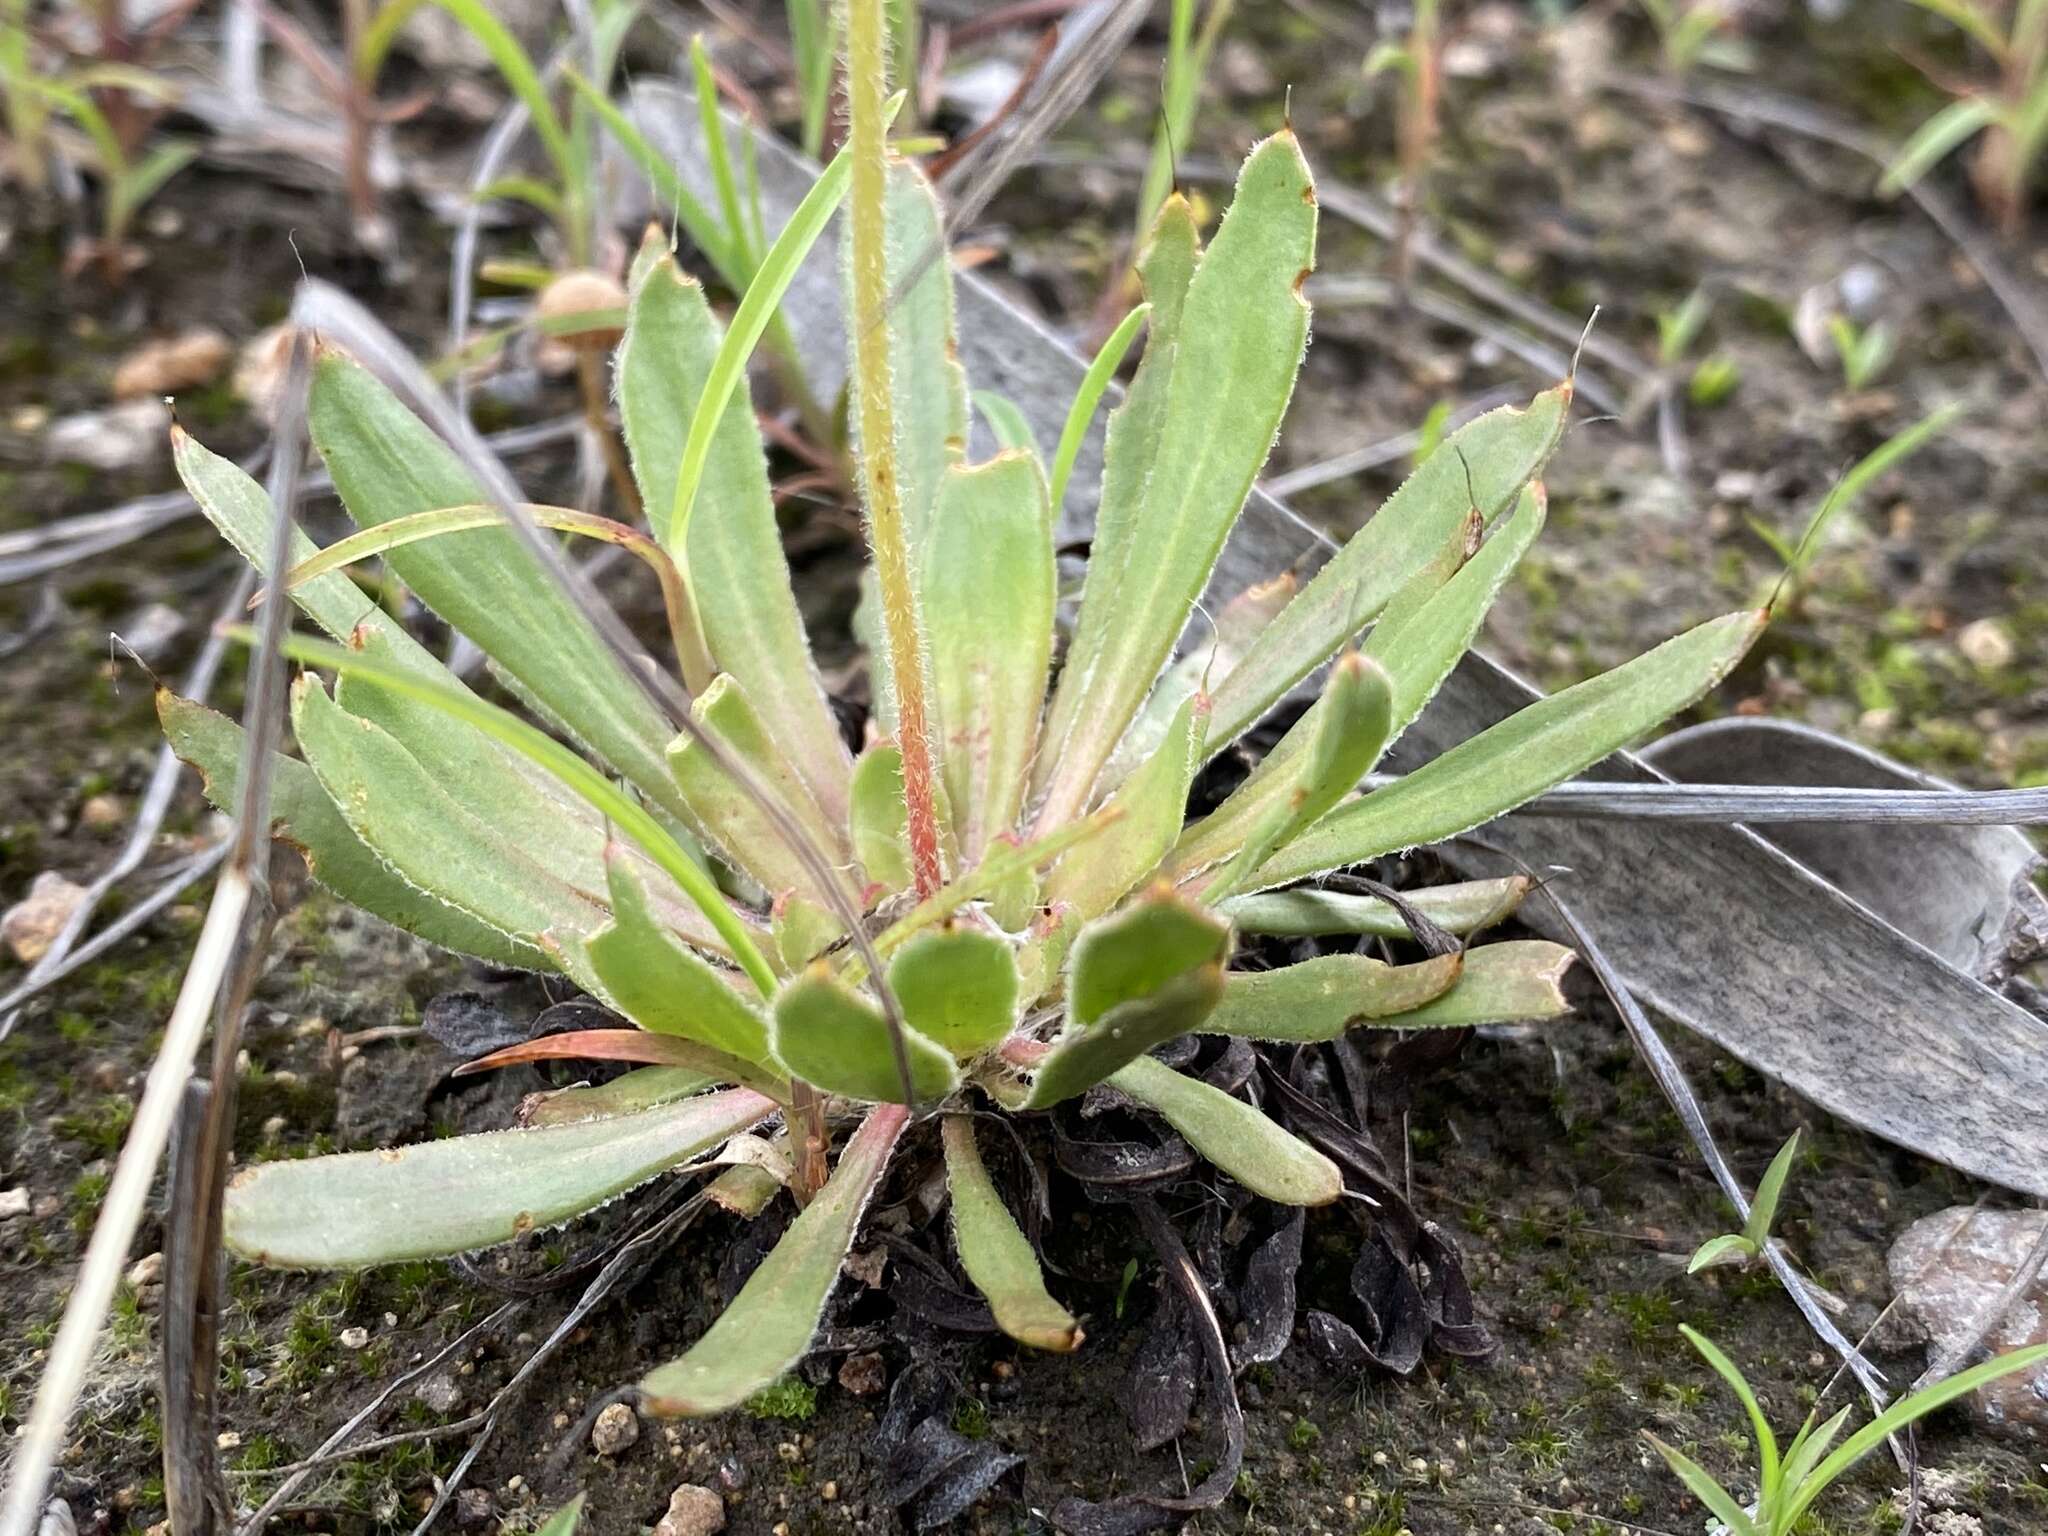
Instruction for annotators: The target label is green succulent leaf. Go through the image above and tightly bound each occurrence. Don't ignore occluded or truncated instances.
[888,927,1020,1059]
[1192,653,1394,892]
[1222,876,1531,939]
[172,429,666,916]
[619,256,852,824]
[306,350,687,816]
[1180,486,1547,876]
[521,1066,723,1128]
[1203,951,1465,1042]
[1363,941,1576,1029]
[1035,134,1315,825]
[1204,384,1570,759]
[641,1104,909,1414]
[1049,300,1150,512]
[586,847,775,1066]
[1678,1326,1782,1512]
[941,1115,1082,1351]
[973,389,1037,452]
[1025,893,1230,1107]
[923,452,1056,860]
[223,1087,776,1268]
[1110,1054,1342,1206]
[157,689,546,970]
[253,629,778,993]
[849,742,914,894]
[1258,610,1767,886]
[667,674,851,907]
[289,674,609,992]
[771,970,960,1104]
[1043,697,1201,929]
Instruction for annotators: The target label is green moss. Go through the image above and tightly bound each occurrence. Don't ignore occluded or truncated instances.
[951,1395,991,1440]
[745,1378,818,1422]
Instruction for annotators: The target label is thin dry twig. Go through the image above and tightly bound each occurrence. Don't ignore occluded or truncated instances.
[0,338,309,1536]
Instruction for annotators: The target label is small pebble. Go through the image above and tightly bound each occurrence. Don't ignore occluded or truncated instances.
[653,1483,726,1536]
[837,1351,887,1397]
[591,1400,640,1457]
[3,872,88,966]
[339,1326,369,1350]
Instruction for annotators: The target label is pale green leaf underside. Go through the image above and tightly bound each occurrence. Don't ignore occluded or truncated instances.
[642,1104,908,1415]
[923,451,1055,860]
[290,675,610,992]
[1221,876,1530,939]
[523,1066,722,1128]
[306,350,688,818]
[1036,133,1316,825]
[158,690,544,970]
[224,1088,775,1268]
[1110,1054,1342,1206]
[942,1115,1081,1350]
[1201,952,1465,1041]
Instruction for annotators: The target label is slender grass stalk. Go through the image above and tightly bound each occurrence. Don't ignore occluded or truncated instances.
[846,0,944,898]
[1050,301,1149,510]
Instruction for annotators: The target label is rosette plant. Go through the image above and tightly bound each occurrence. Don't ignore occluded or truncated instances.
[158,4,1763,1416]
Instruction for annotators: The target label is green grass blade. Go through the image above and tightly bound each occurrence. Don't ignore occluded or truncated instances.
[224,1088,775,1268]
[668,150,850,549]
[1687,1234,1758,1274]
[691,35,753,264]
[1679,1326,1781,1511]
[942,1115,1083,1350]
[1049,301,1150,510]
[1743,1130,1802,1248]
[1258,610,1767,886]
[641,1104,908,1414]
[423,0,573,187]
[1879,96,1998,195]
[565,71,741,284]
[1643,1434,1758,1536]
[1785,1344,2048,1531]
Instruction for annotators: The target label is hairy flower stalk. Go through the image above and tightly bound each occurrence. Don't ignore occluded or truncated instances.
[845,0,945,898]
